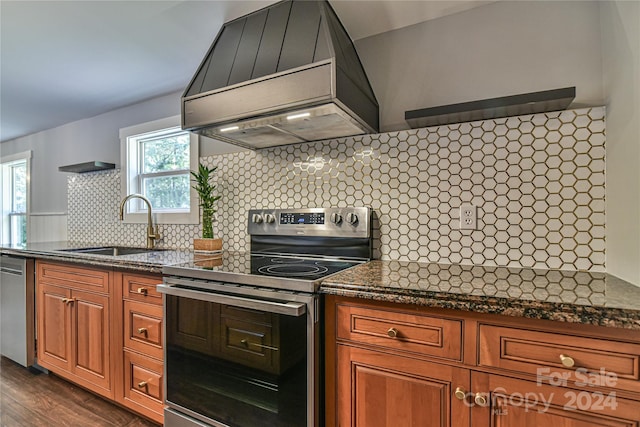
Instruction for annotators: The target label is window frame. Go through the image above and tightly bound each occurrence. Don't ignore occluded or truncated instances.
[1,150,31,246]
[120,115,199,225]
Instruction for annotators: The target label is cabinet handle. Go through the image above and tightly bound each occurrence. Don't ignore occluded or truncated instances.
[239,339,279,351]
[454,387,467,401]
[136,287,148,295]
[137,381,147,388]
[137,327,148,335]
[559,354,575,368]
[62,298,74,305]
[474,393,488,407]
[387,328,398,338]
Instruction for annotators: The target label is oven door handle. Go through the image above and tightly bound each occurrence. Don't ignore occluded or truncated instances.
[156,284,306,317]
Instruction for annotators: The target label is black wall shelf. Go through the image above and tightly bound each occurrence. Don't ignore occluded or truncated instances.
[58,161,116,173]
[405,87,576,129]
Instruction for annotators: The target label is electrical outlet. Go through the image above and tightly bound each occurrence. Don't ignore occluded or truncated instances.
[460,204,477,230]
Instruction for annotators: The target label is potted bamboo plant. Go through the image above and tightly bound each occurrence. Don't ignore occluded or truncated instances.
[191,163,222,252]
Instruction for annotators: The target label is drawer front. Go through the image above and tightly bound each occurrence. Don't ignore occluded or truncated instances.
[479,324,640,384]
[221,304,273,325]
[37,261,110,293]
[124,300,163,360]
[219,316,278,374]
[336,303,463,361]
[123,273,162,305]
[123,350,163,413]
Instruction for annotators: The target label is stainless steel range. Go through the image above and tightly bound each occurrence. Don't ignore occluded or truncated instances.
[159,207,371,427]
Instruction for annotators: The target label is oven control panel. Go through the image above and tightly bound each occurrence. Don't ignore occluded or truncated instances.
[248,207,370,238]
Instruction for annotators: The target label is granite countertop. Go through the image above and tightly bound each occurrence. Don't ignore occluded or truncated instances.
[5,243,640,329]
[0,241,219,273]
[321,260,640,330]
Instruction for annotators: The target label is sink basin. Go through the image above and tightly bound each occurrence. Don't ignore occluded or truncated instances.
[61,246,166,256]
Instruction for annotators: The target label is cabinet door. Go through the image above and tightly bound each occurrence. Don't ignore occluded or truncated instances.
[166,295,218,355]
[71,289,111,392]
[471,372,640,427]
[337,344,470,427]
[37,283,72,372]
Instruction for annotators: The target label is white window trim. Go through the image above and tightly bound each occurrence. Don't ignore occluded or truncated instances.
[0,150,32,245]
[120,115,199,225]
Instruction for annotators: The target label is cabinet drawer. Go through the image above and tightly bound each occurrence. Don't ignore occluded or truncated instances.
[336,303,463,361]
[37,261,110,293]
[123,350,163,415]
[479,324,640,384]
[124,300,163,360]
[219,316,278,374]
[122,273,162,305]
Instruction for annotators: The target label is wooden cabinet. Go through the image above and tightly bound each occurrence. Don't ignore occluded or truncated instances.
[36,261,164,424]
[337,344,470,427]
[472,373,640,427]
[114,272,164,425]
[326,295,640,427]
[37,262,112,398]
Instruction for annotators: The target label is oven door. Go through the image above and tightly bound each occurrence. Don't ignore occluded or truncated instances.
[158,281,319,427]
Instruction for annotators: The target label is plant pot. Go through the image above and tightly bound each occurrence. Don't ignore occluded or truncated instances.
[194,253,223,268]
[193,238,222,252]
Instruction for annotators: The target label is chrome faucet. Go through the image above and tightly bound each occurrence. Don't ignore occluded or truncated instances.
[119,194,161,249]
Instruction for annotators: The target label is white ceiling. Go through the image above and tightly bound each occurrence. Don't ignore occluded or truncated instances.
[0,0,493,143]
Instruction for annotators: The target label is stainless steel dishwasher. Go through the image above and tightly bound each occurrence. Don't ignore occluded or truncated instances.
[0,255,35,367]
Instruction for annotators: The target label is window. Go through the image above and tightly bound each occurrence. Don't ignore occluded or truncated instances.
[121,116,199,224]
[1,151,31,246]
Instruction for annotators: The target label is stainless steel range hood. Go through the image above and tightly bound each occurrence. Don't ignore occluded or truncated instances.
[182,0,378,150]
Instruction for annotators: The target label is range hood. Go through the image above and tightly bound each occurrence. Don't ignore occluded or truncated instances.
[405,87,576,129]
[182,0,379,150]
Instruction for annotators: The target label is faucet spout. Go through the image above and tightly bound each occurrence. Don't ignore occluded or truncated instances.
[119,194,161,249]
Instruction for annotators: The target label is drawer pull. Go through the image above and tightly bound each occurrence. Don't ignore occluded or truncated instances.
[137,381,147,388]
[474,393,488,406]
[137,287,148,295]
[559,354,575,368]
[240,339,279,351]
[137,327,148,335]
[454,387,467,400]
[387,328,398,338]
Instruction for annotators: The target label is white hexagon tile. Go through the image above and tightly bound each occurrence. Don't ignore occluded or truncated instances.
[69,107,606,272]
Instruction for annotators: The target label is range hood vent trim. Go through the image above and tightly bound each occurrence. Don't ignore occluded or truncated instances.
[182,0,378,150]
[405,87,576,129]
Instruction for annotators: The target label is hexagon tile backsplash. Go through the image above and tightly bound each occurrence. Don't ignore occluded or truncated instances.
[69,107,606,272]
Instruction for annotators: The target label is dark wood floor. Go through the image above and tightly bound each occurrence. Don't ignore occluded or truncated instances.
[0,357,159,427]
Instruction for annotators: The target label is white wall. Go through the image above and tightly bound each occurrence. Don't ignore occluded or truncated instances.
[0,90,241,242]
[601,1,640,286]
[355,1,604,131]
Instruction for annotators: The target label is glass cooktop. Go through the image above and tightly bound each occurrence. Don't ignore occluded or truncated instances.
[162,251,364,292]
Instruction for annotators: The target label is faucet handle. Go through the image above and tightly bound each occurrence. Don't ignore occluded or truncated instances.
[152,225,161,239]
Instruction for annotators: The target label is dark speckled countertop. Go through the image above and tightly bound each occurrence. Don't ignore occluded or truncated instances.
[321,260,640,330]
[0,241,218,273]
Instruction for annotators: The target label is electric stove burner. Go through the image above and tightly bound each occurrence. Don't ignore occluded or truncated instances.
[258,264,329,277]
[315,260,353,267]
[270,257,305,264]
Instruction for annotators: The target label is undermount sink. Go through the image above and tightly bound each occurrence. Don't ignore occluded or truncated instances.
[61,246,166,256]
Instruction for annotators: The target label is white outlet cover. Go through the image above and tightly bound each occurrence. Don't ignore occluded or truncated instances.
[460,204,477,230]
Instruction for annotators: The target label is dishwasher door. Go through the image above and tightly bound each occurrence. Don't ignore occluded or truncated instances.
[0,255,35,367]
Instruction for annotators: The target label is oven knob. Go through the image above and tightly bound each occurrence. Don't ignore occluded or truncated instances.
[252,214,263,224]
[346,212,358,225]
[330,213,343,224]
[264,213,275,224]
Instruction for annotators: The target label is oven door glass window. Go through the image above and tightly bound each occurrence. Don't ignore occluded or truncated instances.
[166,294,307,426]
